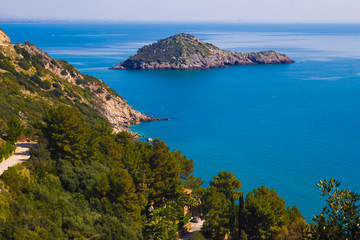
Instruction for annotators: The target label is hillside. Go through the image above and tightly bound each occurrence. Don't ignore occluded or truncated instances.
[0,28,153,132]
[111,33,294,70]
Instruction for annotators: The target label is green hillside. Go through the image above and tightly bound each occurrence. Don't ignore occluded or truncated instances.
[128,33,219,64]
[1,42,102,125]
[0,29,149,135]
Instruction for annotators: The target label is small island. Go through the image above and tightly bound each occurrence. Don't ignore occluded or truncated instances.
[110,33,294,70]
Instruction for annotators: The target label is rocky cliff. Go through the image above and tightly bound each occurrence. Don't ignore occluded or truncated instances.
[111,33,294,70]
[0,28,11,44]
[0,28,152,133]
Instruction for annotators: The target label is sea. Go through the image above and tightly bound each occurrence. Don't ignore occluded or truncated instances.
[2,23,360,221]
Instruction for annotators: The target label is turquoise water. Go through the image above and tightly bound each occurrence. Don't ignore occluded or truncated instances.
[2,23,360,221]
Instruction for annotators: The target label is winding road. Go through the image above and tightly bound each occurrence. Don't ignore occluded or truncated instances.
[0,142,37,175]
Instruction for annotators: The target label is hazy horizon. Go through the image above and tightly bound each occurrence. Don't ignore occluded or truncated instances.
[2,0,360,24]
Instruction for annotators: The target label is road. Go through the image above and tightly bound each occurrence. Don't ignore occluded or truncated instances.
[0,142,37,175]
[179,218,205,240]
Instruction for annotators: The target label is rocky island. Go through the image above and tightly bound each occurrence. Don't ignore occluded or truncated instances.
[111,33,294,70]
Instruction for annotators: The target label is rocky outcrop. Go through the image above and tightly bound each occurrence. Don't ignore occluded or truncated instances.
[94,87,153,132]
[25,44,156,132]
[0,30,158,133]
[111,33,294,70]
[0,29,11,44]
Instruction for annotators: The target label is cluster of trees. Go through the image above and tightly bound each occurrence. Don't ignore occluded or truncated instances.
[0,105,195,239]
[198,176,360,240]
[0,105,359,239]
[198,172,306,240]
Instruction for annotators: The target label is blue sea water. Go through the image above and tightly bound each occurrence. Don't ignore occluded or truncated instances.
[2,23,360,221]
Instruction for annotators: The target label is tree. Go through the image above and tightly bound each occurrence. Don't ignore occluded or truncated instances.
[143,201,180,240]
[184,175,204,190]
[42,105,90,164]
[274,206,306,240]
[245,186,287,240]
[108,168,140,219]
[311,179,360,239]
[202,187,231,240]
[210,171,241,234]
[147,139,182,203]
[0,194,12,236]
[210,171,241,201]
[238,192,247,239]
[171,149,194,180]
[5,116,24,143]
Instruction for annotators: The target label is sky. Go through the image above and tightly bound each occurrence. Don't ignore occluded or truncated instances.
[1,0,360,23]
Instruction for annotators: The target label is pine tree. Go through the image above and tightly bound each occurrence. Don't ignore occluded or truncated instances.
[42,105,90,164]
[238,192,246,235]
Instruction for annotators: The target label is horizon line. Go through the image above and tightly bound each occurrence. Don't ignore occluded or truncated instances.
[1,18,360,25]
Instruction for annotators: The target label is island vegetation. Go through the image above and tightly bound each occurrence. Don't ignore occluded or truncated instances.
[0,28,359,239]
[111,33,294,70]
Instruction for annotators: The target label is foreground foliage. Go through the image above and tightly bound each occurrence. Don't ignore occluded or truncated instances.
[310,179,360,240]
[0,106,193,239]
[0,106,358,239]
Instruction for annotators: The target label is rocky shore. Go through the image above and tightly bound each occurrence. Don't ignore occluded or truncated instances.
[111,33,294,70]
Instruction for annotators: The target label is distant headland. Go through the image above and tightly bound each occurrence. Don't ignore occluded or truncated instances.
[110,33,294,70]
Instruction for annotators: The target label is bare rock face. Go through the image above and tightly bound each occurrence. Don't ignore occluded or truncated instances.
[0,29,11,44]
[94,88,152,132]
[111,33,294,70]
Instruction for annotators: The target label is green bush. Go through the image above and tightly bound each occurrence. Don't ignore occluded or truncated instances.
[51,88,63,98]
[40,80,52,90]
[18,58,31,70]
[0,52,6,60]
[14,45,30,60]
[29,75,41,84]
[178,214,190,231]
[75,79,85,85]
[52,82,61,89]
[30,54,45,68]
[4,116,24,144]
[0,59,16,74]
[191,232,208,240]
[0,140,16,162]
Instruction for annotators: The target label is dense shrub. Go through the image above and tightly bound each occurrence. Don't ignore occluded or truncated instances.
[191,232,208,240]
[14,45,30,60]
[30,54,45,68]
[51,88,63,98]
[52,82,61,89]
[0,52,6,60]
[18,58,31,70]
[0,141,16,162]
[0,59,16,74]
[30,74,40,83]
[40,80,52,90]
